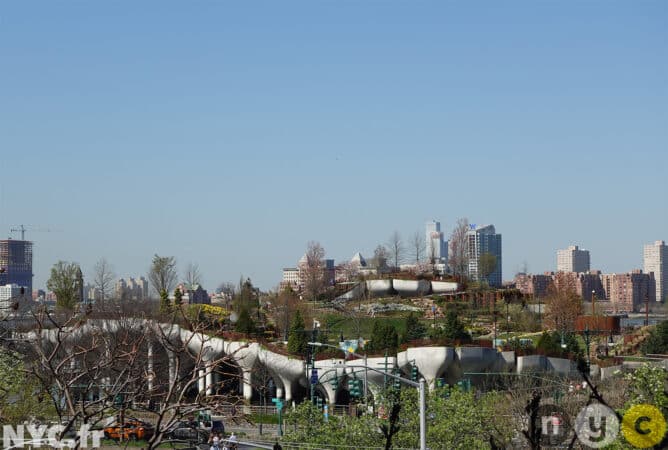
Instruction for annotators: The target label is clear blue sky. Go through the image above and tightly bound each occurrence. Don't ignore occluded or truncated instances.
[1,1,666,292]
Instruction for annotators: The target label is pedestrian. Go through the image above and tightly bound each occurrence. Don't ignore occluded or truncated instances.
[227,432,238,450]
[209,434,220,450]
[273,440,283,450]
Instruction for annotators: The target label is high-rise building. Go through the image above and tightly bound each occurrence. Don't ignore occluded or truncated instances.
[557,245,590,273]
[643,240,667,303]
[281,268,300,290]
[0,283,26,311]
[0,239,33,293]
[601,270,655,312]
[577,271,606,302]
[425,220,447,264]
[514,272,552,298]
[466,224,502,287]
[115,277,149,301]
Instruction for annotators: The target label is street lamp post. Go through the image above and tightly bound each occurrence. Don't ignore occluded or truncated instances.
[308,342,427,450]
[583,326,591,375]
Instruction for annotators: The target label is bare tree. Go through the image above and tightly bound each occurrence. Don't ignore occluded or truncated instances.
[148,254,178,298]
[544,272,583,332]
[217,282,236,297]
[273,285,301,341]
[371,245,389,272]
[448,218,470,280]
[386,231,404,271]
[184,262,202,290]
[301,241,326,301]
[336,260,360,282]
[410,230,425,263]
[17,305,249,450]
[427,237,438,265]
[92,258,116,301]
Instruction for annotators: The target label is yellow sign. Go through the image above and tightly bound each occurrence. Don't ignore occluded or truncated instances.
[621,404,667,449]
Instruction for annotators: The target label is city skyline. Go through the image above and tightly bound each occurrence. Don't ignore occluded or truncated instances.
[1,1,666,291]
[10,226,668,294]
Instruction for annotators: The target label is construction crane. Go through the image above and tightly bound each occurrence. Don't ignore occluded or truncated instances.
[9,224,55,241]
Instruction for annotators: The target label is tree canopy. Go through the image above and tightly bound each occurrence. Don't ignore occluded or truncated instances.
[47,261,81,310]
[403,312,427,342]
[148,254,178,297]
[369,321,399,353]
[641,320,668,355]
[287,309,307,355]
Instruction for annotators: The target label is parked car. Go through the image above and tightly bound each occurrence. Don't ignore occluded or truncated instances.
[103,419,154,441]
[165,420,208,442]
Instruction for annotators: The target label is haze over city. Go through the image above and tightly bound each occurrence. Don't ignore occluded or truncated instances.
[1,1,666,291]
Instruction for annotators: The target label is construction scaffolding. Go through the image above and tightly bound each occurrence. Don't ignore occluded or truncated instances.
[0,239,34,292]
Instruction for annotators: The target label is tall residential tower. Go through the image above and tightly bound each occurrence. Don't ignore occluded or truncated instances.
[466,224,502,287]
[643,240,667,303]
[557,245,590,273]
[425,220,447,264]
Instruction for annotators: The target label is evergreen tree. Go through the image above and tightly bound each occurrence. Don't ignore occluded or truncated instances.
[287,310,307,355]
[174,287,183,307]
[369,321,399,353]
[235,306,256,335]
[436,310,468,341]
[159,289,171,314]
[404,313,427,342]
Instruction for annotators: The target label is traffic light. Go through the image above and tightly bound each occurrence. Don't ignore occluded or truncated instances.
[410,364,418,382]
[392,369,401,391]
[456,378,471,392]
[348,377,362,398]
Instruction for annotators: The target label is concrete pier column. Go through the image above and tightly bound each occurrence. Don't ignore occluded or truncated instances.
[147,341,154,391]
[168,351,177,386]
[242,369,253,401]
[206,365,214,396]
[283,383,293,403]
[321,384,336,404]
[198,367,206,394]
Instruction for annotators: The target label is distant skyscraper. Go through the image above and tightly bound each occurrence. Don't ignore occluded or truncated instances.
[643,240,667,302]
[0,239,33,293]
[425,220,447,264]
[557,245,590,273]
[466,224,502,287]
[115,276,149,301]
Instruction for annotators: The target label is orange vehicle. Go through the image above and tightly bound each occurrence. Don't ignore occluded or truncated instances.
[103,419,154,441]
